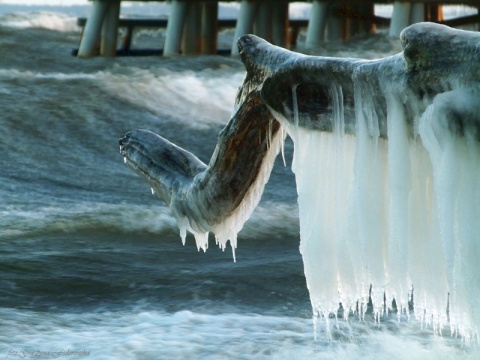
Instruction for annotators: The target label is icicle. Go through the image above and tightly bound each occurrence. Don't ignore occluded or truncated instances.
[177,216,188,246]
[385,92,411,305]
[329,82,345,136]
[280,127,287,167]
[267,118,273,149]
[194,231,209,252]
[291,84,299,128]
[230,233,237,263]
[180,228,186,246]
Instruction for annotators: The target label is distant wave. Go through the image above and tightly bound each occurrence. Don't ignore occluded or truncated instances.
[98,66,245,130]
[1,201,298,241]
[1,203,178,238]
[0,68,97,80]
[0,11,79,32]
[0,1,88,5]
[0,65,244,129]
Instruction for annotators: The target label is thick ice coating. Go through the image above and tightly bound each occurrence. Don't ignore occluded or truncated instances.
[119,87,283,262]
[120,23,480,340]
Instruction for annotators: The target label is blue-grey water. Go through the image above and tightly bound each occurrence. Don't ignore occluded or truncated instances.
[1,3,479,359]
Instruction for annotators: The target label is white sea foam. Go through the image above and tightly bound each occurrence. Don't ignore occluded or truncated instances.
[374,4,477,20]
[1,307,477,360]
[0,68,97,80]
[0,0,88,5]
[0,11,79,32]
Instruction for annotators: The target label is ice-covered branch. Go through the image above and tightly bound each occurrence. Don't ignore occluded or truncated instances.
[120,22,480,337]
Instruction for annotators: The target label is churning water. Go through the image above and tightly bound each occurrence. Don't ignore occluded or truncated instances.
[1,2,479,359]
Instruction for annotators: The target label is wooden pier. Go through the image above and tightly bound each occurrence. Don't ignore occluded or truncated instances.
[76,0,480,57]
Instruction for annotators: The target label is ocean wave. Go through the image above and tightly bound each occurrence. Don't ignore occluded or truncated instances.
[1,203,178,238]
[0,11,79,32]
[98,66,245,130]
[0,1,88,5]
[242,203,299,239]
[1,201,298,241]
[0,65,243,130]
[0,65,245,130]
[0,68,98,80]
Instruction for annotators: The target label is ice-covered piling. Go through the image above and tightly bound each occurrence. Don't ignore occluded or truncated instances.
[121,22,480,340]
[238,23,480,340]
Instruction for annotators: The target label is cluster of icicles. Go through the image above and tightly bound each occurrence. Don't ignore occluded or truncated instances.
[165,77,479,342]
[174,120,285,263]
[280,81,480,343]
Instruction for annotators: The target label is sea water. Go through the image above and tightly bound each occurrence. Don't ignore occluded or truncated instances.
[1,2,479,359]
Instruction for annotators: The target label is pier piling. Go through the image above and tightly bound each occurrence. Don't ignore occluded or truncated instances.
[272,1,289,46]
[77,0,109,57]
[327,4,344,42]
[254,0,271,42]
[231,0,258,55]
[201,1,219,54]
[305,0,328,49]
[100,0,120,56]
[182,1,200,55]
[389,1,412,37]
[164,0,188,55]
[411,3,426,24]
